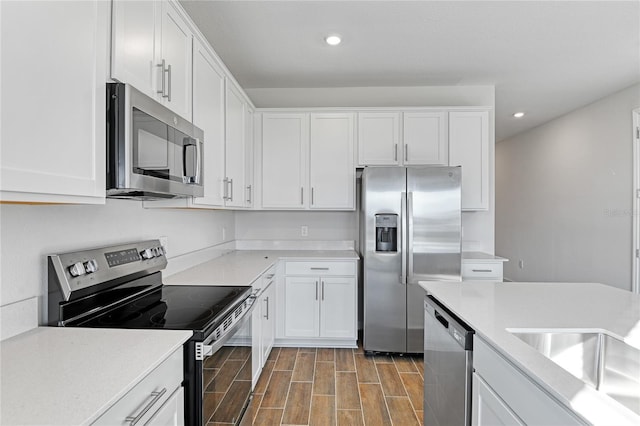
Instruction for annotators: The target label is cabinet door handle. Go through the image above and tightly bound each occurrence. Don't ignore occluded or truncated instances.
[321,280,325,301]
[125,388,167,425]
[394,143,398,161]
[472,269,492,273]
[167,63,172,102]
[247,185,252,203]
[157,59,168,98]
[229,178,234,202]
[264,296,269,320]
[301,187,304,205]
[315,280,318,300]
[405,143,408,162]
[311,187,314,205]
[223,178,229,200]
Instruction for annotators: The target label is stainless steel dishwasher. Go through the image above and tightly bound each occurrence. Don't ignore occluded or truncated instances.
[424,295,474,426]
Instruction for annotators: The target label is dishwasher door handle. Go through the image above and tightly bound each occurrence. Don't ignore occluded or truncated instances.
[434,310,449,329]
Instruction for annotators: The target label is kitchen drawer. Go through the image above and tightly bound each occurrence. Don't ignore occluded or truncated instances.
[474,337,584,425]
[284,261,356,276]
[462,262,503,280]
[92,347,183,425]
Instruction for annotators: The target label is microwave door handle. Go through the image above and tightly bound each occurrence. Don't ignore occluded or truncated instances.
[182,139,197,183]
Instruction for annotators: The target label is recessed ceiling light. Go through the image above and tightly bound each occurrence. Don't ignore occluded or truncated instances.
[325,35,342,46]
[513,112,525,118]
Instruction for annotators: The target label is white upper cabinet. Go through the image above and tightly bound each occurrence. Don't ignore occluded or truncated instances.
[449,111,489,210]
[357,112,401,165]
[158,0,192,120]
[111,0,192,120]
[224,82,247,208]
[261,114,309,209]
[0,0,109,203]
[309,113,355,210]
[191,38,225,207]
[403,111,448,165]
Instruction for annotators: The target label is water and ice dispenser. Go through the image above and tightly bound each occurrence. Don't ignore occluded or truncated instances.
[375,214,398,252]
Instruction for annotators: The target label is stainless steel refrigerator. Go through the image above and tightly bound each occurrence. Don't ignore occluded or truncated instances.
[362,166,462,353]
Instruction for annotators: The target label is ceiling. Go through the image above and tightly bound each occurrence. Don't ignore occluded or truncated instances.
[180,1,640,141]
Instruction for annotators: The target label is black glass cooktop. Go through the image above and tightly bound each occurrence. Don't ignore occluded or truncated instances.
[74,285,251,338]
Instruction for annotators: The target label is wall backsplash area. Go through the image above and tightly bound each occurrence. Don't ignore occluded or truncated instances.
[0,200,235,339]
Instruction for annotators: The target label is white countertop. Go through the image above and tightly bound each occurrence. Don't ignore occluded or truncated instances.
[164,249,359,286]
[1,327,192,426]
[419,281,640,425]
[462,251,508,262]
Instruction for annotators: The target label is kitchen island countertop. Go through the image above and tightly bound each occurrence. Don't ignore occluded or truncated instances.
[164,249,359,287]
[1,327,191,425]
[419,281,640,425]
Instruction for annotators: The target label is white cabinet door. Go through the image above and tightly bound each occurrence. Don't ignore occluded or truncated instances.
[261,282,276,362]
[144,387,185,426]
[0,0,108,203]
[403,112,448,165]
[159,0,192,120]
[357,112,401,166]
[320,277,356,339]
[191,38,225,207]
[472,373,524,426]
[261,114,309,209]
[309,113,355,210]
[224,83,246,208]
[449,111,489,210]
[252,296,263,388]
[111,0,158,97]
[284,276,319,337]
[244,108,255,208]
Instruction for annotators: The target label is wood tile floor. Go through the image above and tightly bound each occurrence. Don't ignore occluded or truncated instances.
[239,344,424,426]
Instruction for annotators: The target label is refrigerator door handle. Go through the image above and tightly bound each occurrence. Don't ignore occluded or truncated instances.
[407,191,414,283]
[401,192,407,284]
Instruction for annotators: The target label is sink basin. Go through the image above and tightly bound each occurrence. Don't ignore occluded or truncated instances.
[509,330,640,415]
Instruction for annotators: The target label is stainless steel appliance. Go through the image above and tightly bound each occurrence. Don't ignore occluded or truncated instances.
[362,166,461,353]
[48,240,254,425]
[424,295,474,426]
[107,83,204,200]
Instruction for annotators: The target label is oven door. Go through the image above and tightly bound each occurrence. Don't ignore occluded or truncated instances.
[196,297,255,426]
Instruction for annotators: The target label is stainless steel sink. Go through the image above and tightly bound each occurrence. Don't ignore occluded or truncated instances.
[509,330,640,415]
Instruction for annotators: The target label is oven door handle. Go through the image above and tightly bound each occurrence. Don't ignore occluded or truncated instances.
[196,297,256,360]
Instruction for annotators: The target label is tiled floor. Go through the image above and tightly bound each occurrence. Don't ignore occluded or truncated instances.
[240,344,424,426]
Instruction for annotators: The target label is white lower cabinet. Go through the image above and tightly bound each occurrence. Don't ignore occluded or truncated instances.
[252,268,276,387]
[93,347,184,425]
[473,373,524,426]
[280,260,357,345]
[462,262,504,281]
[473,337,585,426]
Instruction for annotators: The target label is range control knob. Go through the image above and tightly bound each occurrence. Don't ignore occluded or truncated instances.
[140,248,155,260]
[154,246,163,257]
[84,259,99,274]
[68,262,86,277]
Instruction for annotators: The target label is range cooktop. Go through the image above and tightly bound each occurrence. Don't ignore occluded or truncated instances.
[73,285,250,338]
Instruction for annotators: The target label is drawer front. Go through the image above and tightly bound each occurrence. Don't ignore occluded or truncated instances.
[474,338,584,425]
[462,262,502,280]
[93,347,183,425]
[284,261,356,276]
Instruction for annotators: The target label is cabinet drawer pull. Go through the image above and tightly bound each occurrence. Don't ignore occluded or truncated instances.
[472,269,493,273]
[310,267,329,271]
[125,388,167,425]
[265,274,275,279]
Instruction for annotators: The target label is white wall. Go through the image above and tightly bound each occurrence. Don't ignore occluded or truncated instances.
[0,200,235,332]
[496,84,640,290]
[235,211,357,242]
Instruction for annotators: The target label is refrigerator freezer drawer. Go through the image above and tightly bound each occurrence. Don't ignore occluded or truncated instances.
[284,261,356,276]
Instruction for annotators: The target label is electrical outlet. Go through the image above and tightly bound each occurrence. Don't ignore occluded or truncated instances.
[159,236,168,254]
[301,226,308,237]
[518,260,524,269]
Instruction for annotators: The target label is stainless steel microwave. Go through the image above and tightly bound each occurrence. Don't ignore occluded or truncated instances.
[106,83,204,199]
